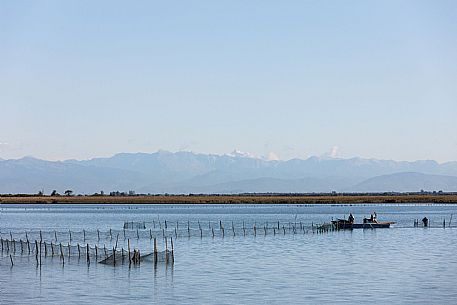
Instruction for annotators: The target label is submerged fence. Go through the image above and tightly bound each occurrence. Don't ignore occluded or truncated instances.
[0,236,173,268]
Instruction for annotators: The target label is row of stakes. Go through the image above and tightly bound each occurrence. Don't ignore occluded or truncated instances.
[2,216,454,248]
[1,221,332,266]
[1,235,174,268]
[1,221,335,244]
[3,216,453,267]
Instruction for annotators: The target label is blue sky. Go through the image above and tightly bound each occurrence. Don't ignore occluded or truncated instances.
[1,1,456,162]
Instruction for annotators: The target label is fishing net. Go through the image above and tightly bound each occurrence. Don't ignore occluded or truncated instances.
[98,249,172,266]
[123,222,146,230]
[0,238,172,267]
[0,219,323,245]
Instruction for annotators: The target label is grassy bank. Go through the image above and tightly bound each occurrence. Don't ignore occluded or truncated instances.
[1,194,457,204]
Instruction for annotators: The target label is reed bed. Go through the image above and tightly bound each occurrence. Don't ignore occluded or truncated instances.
[2,194,457,205]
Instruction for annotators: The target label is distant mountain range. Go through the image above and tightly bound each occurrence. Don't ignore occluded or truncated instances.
[1,151,457,194]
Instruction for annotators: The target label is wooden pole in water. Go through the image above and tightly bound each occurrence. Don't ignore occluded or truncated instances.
[60,243,64,265]
[95,245,98,260]
[113,247,116,267]
[44,242,47,257]
[35,240,39,265]
[83,229,86,242]
[154,237,158,265]
[10,254,14,267]
[212,227,215,238]
[97,229,100,242]
[86,243,90,264]
[69,230,72,243]
[55,231,57,242]
[171,237,174,263]
[150,229,152,239]
[68,242,70,259]
[165,237,168,264]
[78,243,80,258]
[115,233,119,250]
[128,239,131,264]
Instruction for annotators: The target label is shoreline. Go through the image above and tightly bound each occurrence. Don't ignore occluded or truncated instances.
[1,194,457,204]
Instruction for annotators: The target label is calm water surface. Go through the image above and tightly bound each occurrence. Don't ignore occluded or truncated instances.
[1,203,457,304]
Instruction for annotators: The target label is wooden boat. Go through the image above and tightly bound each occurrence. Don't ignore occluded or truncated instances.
[352,222,395,229]
[331,219,395,230]
[331,219,353,230]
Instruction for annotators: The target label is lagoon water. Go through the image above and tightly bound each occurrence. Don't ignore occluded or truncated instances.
[1,204,457,304]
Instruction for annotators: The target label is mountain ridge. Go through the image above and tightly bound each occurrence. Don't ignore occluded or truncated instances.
[1,151,457,194]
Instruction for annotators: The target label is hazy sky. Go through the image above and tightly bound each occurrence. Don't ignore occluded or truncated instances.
[1,1,456,162]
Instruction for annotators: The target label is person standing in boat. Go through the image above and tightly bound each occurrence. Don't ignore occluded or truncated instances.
[348,213,355,223]
[422,217,428,227]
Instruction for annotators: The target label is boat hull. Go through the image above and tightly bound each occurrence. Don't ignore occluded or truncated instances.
[352,222,392,229]
[331,220,394,230]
